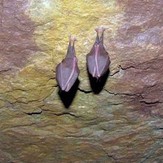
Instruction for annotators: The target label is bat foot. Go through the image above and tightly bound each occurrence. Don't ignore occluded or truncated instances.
[69,35,77,46]
[95,26,106,36]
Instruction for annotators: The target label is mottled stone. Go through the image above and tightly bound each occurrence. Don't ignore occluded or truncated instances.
[0,0,39,73]
[0,0,163,163]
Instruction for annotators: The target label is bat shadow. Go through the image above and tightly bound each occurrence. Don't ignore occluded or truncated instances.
[58,79,80,108]
[87,69,110,94]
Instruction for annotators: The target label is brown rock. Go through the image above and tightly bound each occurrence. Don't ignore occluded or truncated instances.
[0,0,162,163]
[0,0,38,72]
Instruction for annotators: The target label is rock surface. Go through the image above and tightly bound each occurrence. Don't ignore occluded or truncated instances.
[0,0,163,162]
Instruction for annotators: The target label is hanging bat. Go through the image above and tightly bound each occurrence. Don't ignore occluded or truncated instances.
[56,36,79,92]
[86,27,110,79]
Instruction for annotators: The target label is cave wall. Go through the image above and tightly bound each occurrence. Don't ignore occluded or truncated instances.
[0,0,162,162]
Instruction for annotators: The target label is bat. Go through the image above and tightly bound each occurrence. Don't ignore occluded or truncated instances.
[86,27,110,79]
[56,36,79,92]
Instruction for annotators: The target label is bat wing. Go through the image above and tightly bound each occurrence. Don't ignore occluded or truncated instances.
[97,51,110,77]
[87,53,96,77]
[87,49,110,78]
[64,66,79,92]
[56,57,79,92]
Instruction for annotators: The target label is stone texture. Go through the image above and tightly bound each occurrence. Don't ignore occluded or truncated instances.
[0,0,163,163]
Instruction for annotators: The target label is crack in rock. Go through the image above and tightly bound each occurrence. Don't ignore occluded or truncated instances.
[25,109,80,118]
[0,68,12,73]
[52,112,81,118]
[110,65,135,76]
[42,109,81,118]
[104,89,143,98]
[78,88,92,94]
[140,100,162,105]
[24,110,42,115]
